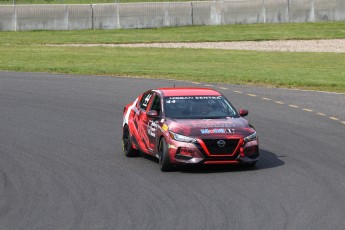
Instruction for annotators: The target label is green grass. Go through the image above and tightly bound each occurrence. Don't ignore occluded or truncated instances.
[1,22,345,44]
[0,22,345,92]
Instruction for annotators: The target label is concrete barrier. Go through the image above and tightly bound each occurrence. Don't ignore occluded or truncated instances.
[333,0,345,21]
[0,6,15,31]
[66,4,92,30]
[117,2,192,29]
[192,1,224,26]
[222,0,264,24]
[2,4,92,31]
[163,2,192,27]
[264,0,289,23]
[314,0,333,21]
[16,5,67,31]
[289,0,314,23]
[0,0,344,31]
[93,4,119,29]
[118,3,165,29]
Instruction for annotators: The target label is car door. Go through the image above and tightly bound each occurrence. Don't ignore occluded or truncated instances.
[146,93,162,152]
[135,91,155,154]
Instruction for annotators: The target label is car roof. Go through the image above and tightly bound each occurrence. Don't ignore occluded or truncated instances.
[157,87,221,97]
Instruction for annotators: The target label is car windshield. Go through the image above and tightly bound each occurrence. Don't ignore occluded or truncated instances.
[164,96,238,119]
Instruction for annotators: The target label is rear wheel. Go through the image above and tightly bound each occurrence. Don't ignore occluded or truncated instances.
[158,138,173,172]
[122,125,139,157]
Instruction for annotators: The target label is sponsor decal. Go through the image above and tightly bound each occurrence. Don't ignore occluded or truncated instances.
[166,96,222,100]
[168,144,177,149]
[162,124,169,132]
[179,148,194,156]
[148,120,158,137]
[192,122,236,128]
[200,128,235,134]
[167,96,194,100]
[195,96,222,100]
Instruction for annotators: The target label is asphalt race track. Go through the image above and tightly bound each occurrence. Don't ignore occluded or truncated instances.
[1,71,345,230]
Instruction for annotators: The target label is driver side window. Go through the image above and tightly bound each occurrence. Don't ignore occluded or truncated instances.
[150,95,161,116]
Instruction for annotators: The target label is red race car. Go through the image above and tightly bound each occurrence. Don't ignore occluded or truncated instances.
[122,88,259,171]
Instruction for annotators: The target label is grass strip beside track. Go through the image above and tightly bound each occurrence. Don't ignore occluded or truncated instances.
[1,22,345,45]
[1,45,344,92]
[0,22,344,92]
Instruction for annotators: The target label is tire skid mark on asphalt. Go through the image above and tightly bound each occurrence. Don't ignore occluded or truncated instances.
[196,82,345,126]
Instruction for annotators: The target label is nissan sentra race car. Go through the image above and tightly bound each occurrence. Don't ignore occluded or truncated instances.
[122,87,259,171]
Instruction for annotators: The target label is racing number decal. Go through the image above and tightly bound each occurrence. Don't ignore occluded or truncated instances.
[142,94,152,107]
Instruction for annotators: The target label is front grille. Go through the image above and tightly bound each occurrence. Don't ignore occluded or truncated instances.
[202,139,240,155]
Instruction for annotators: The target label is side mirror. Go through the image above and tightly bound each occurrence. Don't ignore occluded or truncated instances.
[239,109,248,117]
[147,110,159,118]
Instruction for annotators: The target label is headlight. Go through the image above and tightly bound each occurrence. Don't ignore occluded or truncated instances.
[169,131,196,143]
[244,132,257,143]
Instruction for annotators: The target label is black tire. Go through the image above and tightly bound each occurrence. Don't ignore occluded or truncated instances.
[158,138,173,172]
[122,125,139,157]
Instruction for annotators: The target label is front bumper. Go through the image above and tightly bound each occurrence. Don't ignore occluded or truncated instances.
[167,138,259,165]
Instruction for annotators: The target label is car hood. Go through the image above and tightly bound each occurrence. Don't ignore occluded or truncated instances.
[166,117,254,138]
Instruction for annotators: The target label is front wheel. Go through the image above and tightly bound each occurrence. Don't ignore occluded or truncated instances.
[158,138,173,172]
[122,125,139,157]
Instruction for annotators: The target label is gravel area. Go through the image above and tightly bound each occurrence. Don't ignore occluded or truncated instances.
[58,39,345,52]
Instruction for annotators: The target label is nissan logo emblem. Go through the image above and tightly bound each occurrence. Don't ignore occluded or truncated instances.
[217,140,226,148]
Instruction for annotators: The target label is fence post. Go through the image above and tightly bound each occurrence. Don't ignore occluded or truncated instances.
[287,0,290,22]
[263,0,266,23]
[310,0,315,22]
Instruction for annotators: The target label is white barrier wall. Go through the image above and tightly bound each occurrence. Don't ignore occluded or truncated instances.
[192,1,224,25]
[264,0,289,23]
[222,0,264,24]
[67,4,92,30]
[116,2,192,29]
[332,0,345,21]
[0,6,15,31]
[163,2,192,27]
[93,4,119,29]
[16,5,68,31]
[0,0,344,31]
